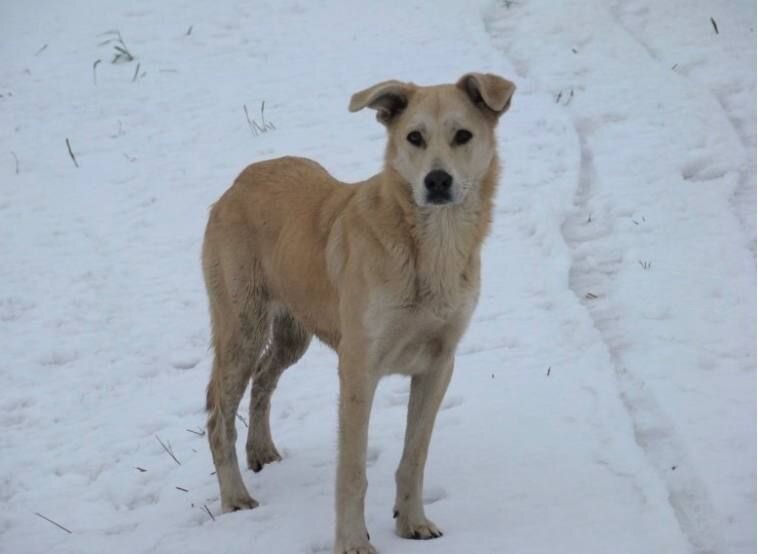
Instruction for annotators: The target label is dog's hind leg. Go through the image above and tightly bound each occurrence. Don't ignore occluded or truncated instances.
[206,305,271,512]
[246,310,312,472]
[204,231,272,512]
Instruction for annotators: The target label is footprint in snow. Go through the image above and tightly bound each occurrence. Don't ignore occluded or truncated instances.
[308,540,331,553]
[170,352,200,370]
[440,395,464,411]
[138,367,159,379]
[383,391,408,408]
[125,492,160,511]
[681,156,728,182]
[423,486,448,505]
[38,349,78,367]
[1,396,34,412]
[0,297,35,322]
[0,411,25,426]
[366,445,381,466]
[104,522,139,535]
[434,416,461,430]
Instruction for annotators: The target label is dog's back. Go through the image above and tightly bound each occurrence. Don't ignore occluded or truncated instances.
[203,156,351,346]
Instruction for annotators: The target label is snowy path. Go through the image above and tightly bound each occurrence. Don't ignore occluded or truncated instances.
[487,1,756,552]
[1,1,754,553]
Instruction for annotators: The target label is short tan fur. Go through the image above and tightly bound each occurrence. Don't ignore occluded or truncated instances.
[202,72,515,554]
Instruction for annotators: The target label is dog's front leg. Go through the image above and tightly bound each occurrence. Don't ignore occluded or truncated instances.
[394,357,454,540]
[334,350,379,554]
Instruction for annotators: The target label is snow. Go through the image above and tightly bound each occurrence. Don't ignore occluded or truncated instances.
[1,1,754,553]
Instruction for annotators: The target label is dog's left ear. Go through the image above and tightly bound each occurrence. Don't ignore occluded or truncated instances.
[457,73,515,118]
[348,80,415,125]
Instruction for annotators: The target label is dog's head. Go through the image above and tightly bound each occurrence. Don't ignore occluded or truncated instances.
[349,73,515,207]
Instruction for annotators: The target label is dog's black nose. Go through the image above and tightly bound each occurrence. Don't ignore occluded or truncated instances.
[424,170,453,203]
[424,170,452,193]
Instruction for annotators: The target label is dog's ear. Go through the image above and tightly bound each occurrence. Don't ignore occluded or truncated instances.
[457,73,515,118]
[348,80,414,125]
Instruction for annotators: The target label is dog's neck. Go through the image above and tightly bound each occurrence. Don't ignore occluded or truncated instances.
[381,160,499,312]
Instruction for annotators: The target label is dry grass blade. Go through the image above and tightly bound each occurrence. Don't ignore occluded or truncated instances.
[132,63,141,82]
[92,59,101,84]
[155,435,181,465]
[34,512,72,534]
[186,25,193,36]
[710,17,719,34]
[236,413,248,428]
[202,504,216,522]
[243,102,276,136]
[98,30,124,46]
[98,30,136,64]
[186,428,205,436]
[243,104,259,136]
[112,45,134,64]
[11,151,19,174]
[35,44,48,56]
[175,486,189,492]
[65,138,78,168]
[260,101,275,130]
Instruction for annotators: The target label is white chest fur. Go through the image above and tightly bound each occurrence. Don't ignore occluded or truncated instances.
[363,284,478,377]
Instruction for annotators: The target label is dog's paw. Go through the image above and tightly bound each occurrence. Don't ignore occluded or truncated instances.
[246,443,282,473]
[395,515,443,540]
[334,532,377,554]
[333,543,377,554]
[220,491,259,513]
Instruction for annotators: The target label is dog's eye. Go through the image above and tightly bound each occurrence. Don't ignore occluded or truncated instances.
[453,129,473,145]
[406,131,424,147]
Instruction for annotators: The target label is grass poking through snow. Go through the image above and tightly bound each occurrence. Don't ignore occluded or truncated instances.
[243,101,276,136]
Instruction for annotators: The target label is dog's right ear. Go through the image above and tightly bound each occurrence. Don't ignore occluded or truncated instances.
[348,80,414,125]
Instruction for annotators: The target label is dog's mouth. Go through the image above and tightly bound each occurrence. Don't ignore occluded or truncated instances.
[425,190,453,205]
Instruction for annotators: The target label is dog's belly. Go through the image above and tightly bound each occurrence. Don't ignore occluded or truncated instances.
[379,331,447,376]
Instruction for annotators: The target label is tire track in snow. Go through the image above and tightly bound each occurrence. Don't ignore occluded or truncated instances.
[484,3,731,553]
[561,10,731,553]
[563,119,726,554]
[609,0,756,256]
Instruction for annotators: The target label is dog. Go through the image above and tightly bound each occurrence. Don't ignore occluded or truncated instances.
[202,72,515,553]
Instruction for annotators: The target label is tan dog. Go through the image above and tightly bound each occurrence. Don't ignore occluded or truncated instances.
[202,72,515,553]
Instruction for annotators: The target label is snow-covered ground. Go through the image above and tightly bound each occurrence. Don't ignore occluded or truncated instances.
[1,1,754,553]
